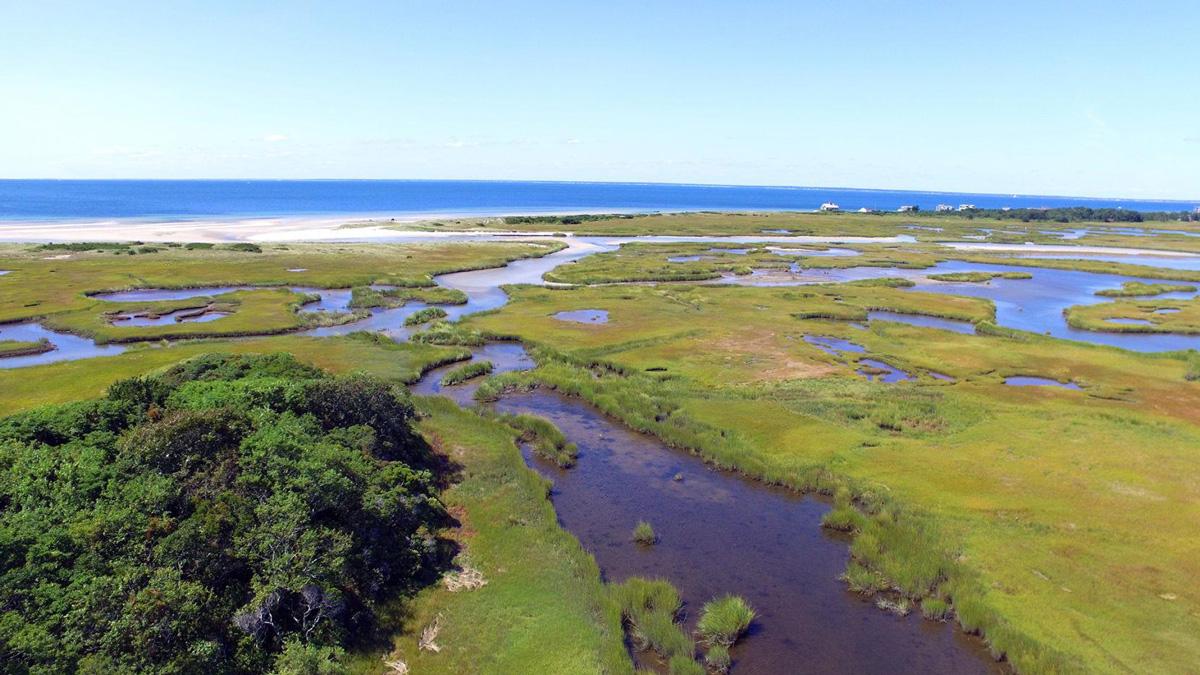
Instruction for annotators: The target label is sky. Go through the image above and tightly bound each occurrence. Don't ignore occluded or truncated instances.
[2,0,1198,199]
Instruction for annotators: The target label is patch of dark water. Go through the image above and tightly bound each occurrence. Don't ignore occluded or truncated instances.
[1004,377,1081,389]
[553,309,609,324]
[488,387,1006,675]
[0,323,125,369]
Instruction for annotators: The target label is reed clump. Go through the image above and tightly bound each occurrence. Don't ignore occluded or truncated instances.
[696,595,756,647]
[632,520,657,545]
[440,360,493,386]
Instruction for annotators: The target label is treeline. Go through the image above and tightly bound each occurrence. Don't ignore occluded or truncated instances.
[502,213,639,225]
[0,353,445,675]
[922,206,1199,223]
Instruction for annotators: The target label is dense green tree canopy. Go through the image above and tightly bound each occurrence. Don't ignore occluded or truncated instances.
[0,353,444,675]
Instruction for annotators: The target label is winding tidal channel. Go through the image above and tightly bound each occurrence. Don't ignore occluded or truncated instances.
[5,234,1200,672]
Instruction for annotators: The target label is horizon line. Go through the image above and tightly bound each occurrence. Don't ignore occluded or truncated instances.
[0,177,1196,206]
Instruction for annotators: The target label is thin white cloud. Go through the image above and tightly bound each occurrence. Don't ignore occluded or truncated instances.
[264,134,287,142]
[1185,137,1200,143]
[564,138,583,145]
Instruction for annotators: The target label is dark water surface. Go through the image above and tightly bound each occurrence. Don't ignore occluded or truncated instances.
[412,353,1005,675]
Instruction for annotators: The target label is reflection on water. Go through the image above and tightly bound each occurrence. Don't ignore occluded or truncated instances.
[553,309,609,324]
[1004,376,1081,389]
[867,311,975,335]
[0,323,125,369]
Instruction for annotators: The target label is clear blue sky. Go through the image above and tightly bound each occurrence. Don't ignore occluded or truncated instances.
[2,0,1198,199]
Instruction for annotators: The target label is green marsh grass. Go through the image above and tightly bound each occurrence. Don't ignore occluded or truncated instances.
[439,360,494,386]
[632,520,657,545]
[403,306,449,326]
[696,595,756,647]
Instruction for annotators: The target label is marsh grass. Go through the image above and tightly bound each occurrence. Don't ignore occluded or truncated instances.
[696,595,756,647]
[404,306,449,326]
[632,520,657,545]
[410,321,486,346]
[703,644,731,674]
[439,360,493,386]
[480,409,579,467]
[1095,281,1197,298]
[609,578,700,668]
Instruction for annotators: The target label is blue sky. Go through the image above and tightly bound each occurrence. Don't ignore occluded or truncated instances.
[2,0,1198,199]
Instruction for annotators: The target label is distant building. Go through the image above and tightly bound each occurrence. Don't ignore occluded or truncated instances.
[935,204,954,212]
[819,202,840,211]
[898,205,919,212]
[1001,207,1012,212]
[1194,206,1200,214]
[957,204,977,211]
[858,207,875,213]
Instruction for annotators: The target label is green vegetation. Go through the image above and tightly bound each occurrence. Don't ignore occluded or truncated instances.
[0,338,53,358]
[696,595,756,647]
[480,409,579,468]
[38,288,365,344]
[348,285,466,309]
[439,360,493,386]
[381,397,631,675]
[0,353,444,674]
[703,644,731,674]
[609,578,700,669]
[404,306,450,326]
[1065,298,1200,334]
[632,520,657,545]
[466,280,1200,675]
[1095,281,1197,297]
[410,320,486,346]
[0,240,563,325]
[927,271,1032,282]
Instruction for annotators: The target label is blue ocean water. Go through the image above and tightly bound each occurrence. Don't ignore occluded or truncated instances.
[0,179,1195,221]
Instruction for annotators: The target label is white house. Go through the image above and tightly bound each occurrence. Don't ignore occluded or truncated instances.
[958,204,977,211]
[935,204,954,212]
[858,207,875,213]
[898,205,919,212]
[819,202,840,211]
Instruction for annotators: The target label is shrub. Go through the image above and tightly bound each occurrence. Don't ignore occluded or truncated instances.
[223,242,262,253]
[696,595,755,647]
[632,520,657,545]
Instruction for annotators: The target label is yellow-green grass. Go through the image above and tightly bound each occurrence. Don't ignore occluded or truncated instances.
[361,396,631,675]
[1095,281,1197,298]
[1065,298,1200,334]
[0,240,563,324]
[927,271,1033,282]
[465,281,1200,675]
[477,283,991,388]
[0,338,53,358]
[36,288,359,343]
[0,333,469,416]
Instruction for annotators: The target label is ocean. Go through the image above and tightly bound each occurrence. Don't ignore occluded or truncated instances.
[0,179,1195,221]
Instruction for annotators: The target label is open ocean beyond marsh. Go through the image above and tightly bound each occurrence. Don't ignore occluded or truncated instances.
[1,179,1196,221]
